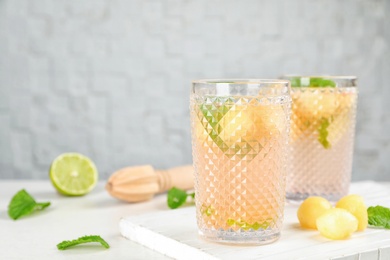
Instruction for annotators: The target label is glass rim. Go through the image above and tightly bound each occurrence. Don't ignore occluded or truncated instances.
[192,79,290,85]
[281,75,357,80]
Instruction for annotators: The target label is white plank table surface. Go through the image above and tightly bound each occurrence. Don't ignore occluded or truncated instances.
[120,181,390,260]
[1,181,389,260]
[0,180,170,260]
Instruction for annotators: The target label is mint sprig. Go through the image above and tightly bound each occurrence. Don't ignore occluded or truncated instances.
[309,78,336,88]
[291,77,336,88]
[227,218,271,231]
[57,235,110,250]
[167,187,195,209]
[8,189,51,220]
[198,97,236,152]
[318,118,331,149]
[201,204,215,216]
[367,206,390,229]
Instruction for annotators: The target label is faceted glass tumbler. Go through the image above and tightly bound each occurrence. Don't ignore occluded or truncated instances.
[190,79,291,245]
[283,76,358,201]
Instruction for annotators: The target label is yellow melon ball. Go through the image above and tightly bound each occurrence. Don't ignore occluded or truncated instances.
[336,194,368,231]
[316,208,358,240]
[297,196,332,229]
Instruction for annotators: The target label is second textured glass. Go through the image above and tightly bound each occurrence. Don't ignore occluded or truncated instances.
[190,79,291,245]
[284,76,358,201]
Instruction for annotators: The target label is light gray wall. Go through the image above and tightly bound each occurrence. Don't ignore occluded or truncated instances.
[0,0,389,180]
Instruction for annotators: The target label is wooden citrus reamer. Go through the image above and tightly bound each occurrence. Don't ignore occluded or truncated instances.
[106,165,194,202]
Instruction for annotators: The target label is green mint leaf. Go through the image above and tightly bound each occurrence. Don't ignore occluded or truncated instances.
[318,118,331,149]
[251,221,270,230]
[227,218,271,231]
[290,77,302,87]
[167,187,195,209]
[57,235,110,250]
[201,204,215,216]
[167,187,188,209]
[35,202,51,211]
[309,78,336,88]
[367,206,390,229]
[8,189,51,220]
[290,77,336,88]
[198,98,233,154]
[227,219,235,226]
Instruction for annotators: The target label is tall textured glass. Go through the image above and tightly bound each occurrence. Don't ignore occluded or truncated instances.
[284,76,358,201]
[190,79,291,245]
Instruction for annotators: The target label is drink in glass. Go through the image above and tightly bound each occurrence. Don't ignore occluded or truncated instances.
[190,80,291,244]
[284,76,358,201]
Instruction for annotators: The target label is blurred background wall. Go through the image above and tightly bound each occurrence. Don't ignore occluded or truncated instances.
[0,0,389,180]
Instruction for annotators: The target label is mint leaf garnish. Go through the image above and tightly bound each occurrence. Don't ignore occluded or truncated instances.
[367,206,390,229]
[8,189,51,220]
[290,77,336,88]
[201,204,215,216]
[318,118,331,149]
[290,77,302,87]
[167,187,195,209]
[227,218,271,231]
[57,235,110,250]
[198,97,234,153]
[309,78,336,87]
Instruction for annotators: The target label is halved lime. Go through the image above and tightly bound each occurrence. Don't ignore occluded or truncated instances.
[49,153,98,196]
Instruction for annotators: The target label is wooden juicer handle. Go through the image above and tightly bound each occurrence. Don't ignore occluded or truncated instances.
[106,165,194,203]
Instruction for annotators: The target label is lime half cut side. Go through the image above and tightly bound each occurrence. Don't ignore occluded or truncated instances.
[50,153,98,196]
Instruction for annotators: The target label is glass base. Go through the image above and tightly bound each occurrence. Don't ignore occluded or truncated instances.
[199,229,280,245]
[286,192,344,202]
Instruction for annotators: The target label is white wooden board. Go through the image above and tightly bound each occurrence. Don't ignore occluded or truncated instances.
[120,182,390,260]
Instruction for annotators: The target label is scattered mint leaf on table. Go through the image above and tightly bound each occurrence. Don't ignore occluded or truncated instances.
[8,189,50,220]
[367,206,390,229]
[57,235,110,250]
[167,187,195,209]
